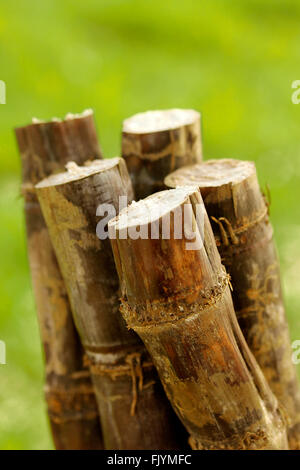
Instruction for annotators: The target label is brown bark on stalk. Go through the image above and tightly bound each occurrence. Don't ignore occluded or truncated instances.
[165,159,300,449]
[15,111,103,450]
[108,187,288,450]
[122,109,202,200]
[36,158,186,450]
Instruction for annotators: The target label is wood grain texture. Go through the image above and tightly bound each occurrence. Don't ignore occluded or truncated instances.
[165,159,300,449]
[36,158,186,450]
[122,109,202,199]
[15,111,103,450]
[108,187,288,450]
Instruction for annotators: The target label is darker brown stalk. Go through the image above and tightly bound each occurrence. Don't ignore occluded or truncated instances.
[122,109,202,199]
[15,111,103,450]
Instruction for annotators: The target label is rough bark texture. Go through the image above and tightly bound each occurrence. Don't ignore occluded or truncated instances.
[108,187,288,450]
[165,159,300,449]
[36,158,186,450]
[15,111,103,450]
[122,109,202,200]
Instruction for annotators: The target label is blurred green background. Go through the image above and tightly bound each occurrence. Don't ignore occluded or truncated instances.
[0,0,300,450]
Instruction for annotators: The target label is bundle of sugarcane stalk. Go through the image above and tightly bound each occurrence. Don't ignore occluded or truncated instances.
[16,108,299,450]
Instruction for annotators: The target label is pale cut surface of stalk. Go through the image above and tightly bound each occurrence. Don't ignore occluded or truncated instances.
[36,158,186,450]
[15,110,103,450]
[165,159,300,449]
[122,108,202,199]
[108,187,288,450]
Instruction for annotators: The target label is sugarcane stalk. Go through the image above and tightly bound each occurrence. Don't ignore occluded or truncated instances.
[122,108,202,199]
[108,186,288,450]
[15,110,103,450]
[165,159,300,449]
[36,158,186,450]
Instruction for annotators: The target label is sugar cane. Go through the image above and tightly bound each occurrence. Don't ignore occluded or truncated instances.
[108,186,288,450]
[122,109,202,199]
[165,159,300,449]
[36,158,186,450]
[15,110,103,450]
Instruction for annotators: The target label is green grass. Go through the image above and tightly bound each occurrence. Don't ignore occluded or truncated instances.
[0,0,300,449]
